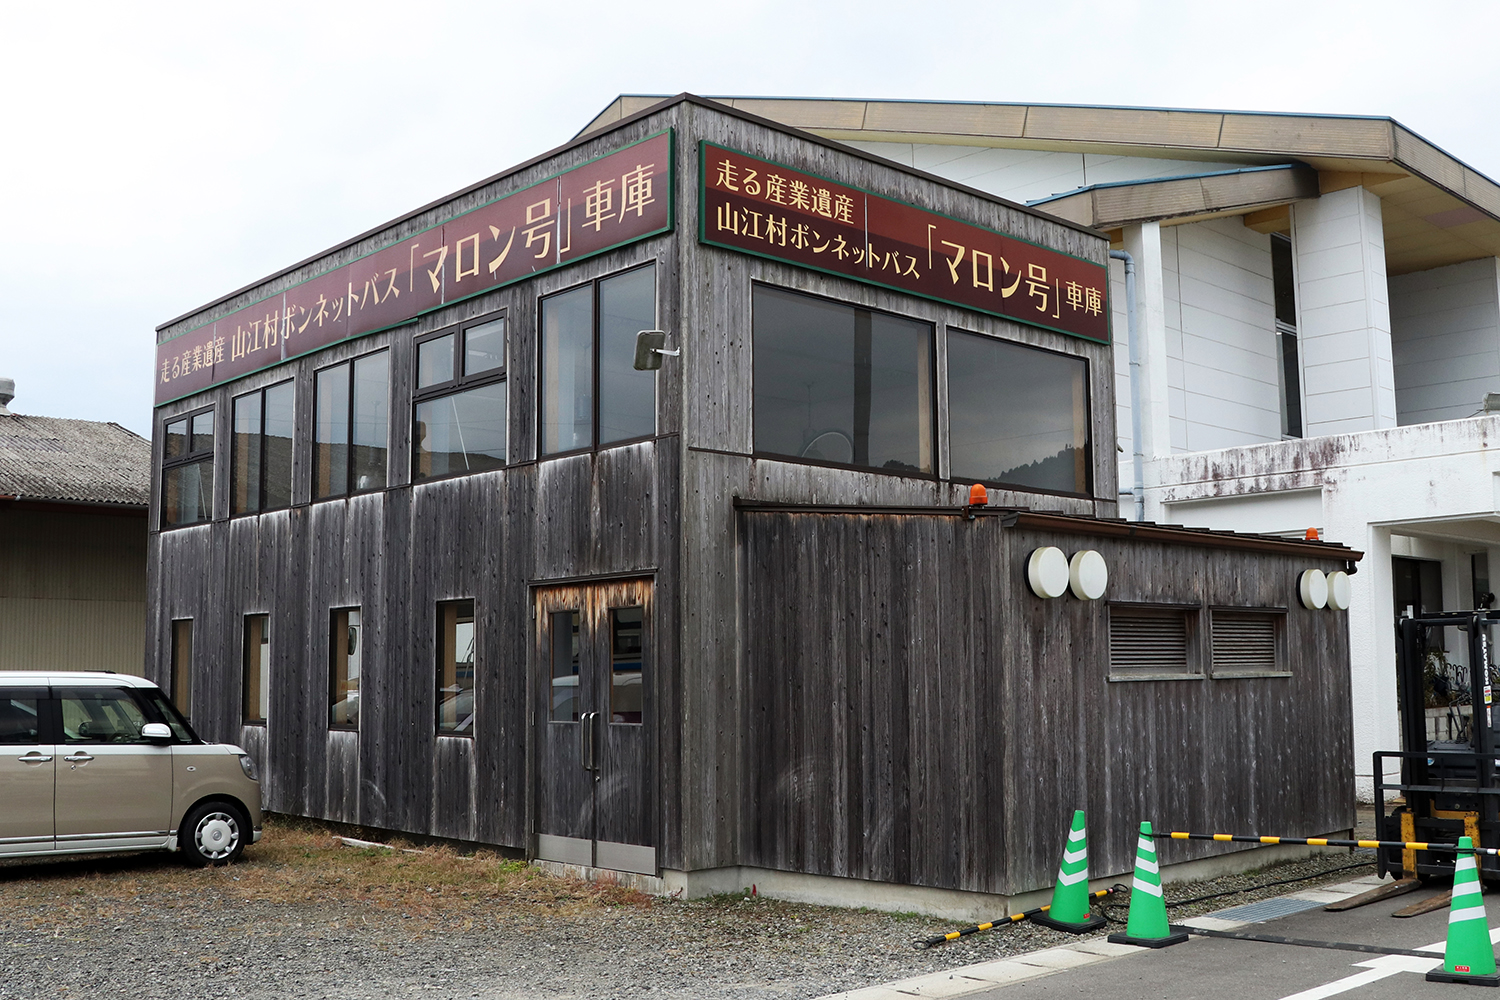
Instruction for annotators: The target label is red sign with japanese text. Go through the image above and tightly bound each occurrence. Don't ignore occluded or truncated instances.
[698,142,1109,344]
[155,130,674,405]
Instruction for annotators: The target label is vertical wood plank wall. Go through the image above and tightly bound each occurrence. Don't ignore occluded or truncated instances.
[740,511,1354,895]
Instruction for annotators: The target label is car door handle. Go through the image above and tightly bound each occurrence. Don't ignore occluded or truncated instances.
[18,752,52,764]
[63,753,94,764]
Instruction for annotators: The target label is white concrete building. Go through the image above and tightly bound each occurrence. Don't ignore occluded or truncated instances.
[580,97,1500,799]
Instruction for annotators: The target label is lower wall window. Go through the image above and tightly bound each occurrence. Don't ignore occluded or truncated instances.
[1108,605,1198,680]
[329,608,362,729]
[170,619,193,718]
[243,614,270,724]
[1210,610,1286,677]
[436,600,476,734]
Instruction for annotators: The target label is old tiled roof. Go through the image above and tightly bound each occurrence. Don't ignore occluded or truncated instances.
[0,414,150,507]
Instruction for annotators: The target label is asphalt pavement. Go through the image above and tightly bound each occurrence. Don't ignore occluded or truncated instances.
[826,875,1500,999]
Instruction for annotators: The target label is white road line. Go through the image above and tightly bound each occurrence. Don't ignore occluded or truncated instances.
[1271,966,1408,1000]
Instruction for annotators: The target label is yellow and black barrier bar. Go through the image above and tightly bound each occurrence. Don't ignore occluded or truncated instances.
[1157,831,1500,855]
[917,888,1113,949]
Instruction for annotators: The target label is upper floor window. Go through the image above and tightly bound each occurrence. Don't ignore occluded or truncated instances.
[161,407,214,527]
[231,381,295,515]
[540,263,657,455]
[752,284,934,474]
[315,351,389,499]
[947,330,1090,495]
[1271,233,1302,439]
[413,317,507,482]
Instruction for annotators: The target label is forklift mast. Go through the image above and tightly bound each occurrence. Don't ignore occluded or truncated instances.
[1377,610,1500,882]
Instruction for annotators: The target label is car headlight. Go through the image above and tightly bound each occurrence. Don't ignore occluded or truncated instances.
[239,754,260,781]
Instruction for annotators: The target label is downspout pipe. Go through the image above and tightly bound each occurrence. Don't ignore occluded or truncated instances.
[1109,248,1145,523]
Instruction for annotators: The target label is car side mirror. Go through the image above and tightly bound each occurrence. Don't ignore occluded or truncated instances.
[142,722,173,743]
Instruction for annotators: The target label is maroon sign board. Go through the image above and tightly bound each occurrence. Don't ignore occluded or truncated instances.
[697,142,1109,345]
[155,130,674,406]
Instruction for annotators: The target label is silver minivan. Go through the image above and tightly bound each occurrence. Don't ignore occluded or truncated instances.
[0,672,262,865]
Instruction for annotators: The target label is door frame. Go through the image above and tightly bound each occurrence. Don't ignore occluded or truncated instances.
[527,572,657,873]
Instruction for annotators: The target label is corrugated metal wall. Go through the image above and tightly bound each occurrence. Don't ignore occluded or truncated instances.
[0,507,147,675]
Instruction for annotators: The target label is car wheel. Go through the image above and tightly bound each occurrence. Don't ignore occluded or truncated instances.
[180,802,248,867]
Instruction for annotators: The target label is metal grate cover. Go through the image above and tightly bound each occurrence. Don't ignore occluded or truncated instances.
[1207,896,1325,923]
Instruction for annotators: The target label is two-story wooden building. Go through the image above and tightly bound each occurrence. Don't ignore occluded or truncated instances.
[147,94,1358,917]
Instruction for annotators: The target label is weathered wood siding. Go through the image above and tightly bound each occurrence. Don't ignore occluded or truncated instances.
[741,509,1353,894]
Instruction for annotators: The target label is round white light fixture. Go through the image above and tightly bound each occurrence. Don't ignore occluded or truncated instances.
[1069,550,1108,601]
[1326,571,1352,611]
[1028,547,1070,599]
[1299,568,1329,610]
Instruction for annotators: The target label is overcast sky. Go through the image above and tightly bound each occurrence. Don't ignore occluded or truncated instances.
[4,0,1497,437]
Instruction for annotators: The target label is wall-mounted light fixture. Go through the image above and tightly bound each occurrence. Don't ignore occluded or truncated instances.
[1299,569,1329,610]
[1069,550,1108,601]
[1027,547,1070,599]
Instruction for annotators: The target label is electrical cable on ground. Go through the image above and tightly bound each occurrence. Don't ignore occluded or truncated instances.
[918,860,1374,949]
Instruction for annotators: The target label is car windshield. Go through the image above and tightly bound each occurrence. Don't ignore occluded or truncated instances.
[142,689,200,743]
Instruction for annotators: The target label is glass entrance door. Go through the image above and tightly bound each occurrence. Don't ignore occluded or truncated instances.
[534,579,653,874]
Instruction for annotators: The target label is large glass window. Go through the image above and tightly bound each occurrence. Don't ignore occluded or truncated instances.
[161,407,215,527]
[540,264,657,455]
[436,600,476,735]
[947,330,1090,495]
[170,619,193,720]
[413,316,508,482]
[329,608,361,730]
[315,351,389,499]
[752,285,933,474]
[243,614,269,725]
[231,381,295,515]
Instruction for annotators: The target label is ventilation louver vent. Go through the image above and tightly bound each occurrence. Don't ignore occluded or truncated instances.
[1212,613,1279,674]
[1109,609,1191,676]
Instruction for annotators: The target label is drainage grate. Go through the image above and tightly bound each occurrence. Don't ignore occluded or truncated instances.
[1206,896,1327,924]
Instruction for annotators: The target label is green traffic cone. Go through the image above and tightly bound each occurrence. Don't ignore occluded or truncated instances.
[1032,809,1106,933]
[1427,836,1500,985]
[1109,821,1188,948]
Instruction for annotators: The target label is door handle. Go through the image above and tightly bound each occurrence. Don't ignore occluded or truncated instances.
[18,752,52,764]
[63,753,94,764]
[579,712,598,772]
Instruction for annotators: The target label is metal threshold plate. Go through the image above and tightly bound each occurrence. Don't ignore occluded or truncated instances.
[1207,896,1326,923]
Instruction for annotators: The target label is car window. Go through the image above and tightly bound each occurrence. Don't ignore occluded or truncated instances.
[0,695,42,745]
[141,690,198,743]
[59,689,152,745]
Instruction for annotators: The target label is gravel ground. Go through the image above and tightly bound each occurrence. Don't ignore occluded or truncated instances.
[0,818,1380,1000]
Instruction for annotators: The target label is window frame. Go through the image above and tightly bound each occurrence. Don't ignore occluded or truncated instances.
[242,612,271,726]
[313,349,391,501]
[170,618,194,719]
[538,261,659,460]
[410,313,510,484]
[945,325,1094,498]
[160,404,216,528]
[230,379,296,516]
[1270,233,1304,440]
[328,606,362,732]
[748,281,938,481]
[435,599,477,737]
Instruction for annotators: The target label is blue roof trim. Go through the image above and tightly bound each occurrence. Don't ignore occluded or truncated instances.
[1025,164,1302,206]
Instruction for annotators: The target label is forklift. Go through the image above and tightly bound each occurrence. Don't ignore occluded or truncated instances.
[1375,610,1500,884]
